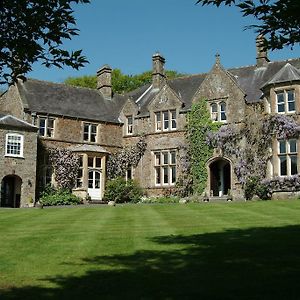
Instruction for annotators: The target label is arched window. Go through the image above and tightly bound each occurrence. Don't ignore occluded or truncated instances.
[220,102,227,121]
[5,133,24,157]
[211,103,218,121]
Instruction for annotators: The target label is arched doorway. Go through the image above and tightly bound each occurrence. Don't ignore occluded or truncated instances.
[209,158,231,197]
[0,175,22,208]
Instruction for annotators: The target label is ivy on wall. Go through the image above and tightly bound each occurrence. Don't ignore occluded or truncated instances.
[106,138,147,179]
[49,148,80,190]
[185,99,221,195]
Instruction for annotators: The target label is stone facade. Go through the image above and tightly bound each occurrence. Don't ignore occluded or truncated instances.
[0,37,300,205]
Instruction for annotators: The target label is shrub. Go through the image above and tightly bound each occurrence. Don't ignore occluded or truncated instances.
[40,187,82,206]
[244,176,271,200]
[104,177,143,203]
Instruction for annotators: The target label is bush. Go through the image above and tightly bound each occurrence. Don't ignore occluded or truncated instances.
[104,177,143,203]
[40,186,82,206]
[244,176,271,200]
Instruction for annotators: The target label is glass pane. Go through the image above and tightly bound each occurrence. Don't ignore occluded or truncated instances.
[171,166,176,184]
[91,125,97,133]
[155,153,161,166]
[220,102,226,112]
[163,152,168,164]
[291,155,298,175]
[277,93,284,103]
[170,151,176,164]
[280,156,287,176]
[48,119,54,129]
[163,111,169,130]
[88,171,93,188]
[221,112,227,121]
[289,140,297,153]
[287,90,294,102]
[279,141,286,154]
[39,119,46,136]
[126,168,132,180]
[78,156,83,167]
[163,167,169,184]
[95,157,101,168]
[77,169,83,178]
[277,104,285,113]
[88,157,94,167]
[95,172,100,188]
[211,103,217,113]
[127,116,133,125]
[288,101,295,112]
[84,124,89,134]
[155,167,161,184]
[90,133,96,143]
[155,112,161,122]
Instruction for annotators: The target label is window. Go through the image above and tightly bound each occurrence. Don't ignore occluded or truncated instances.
[76,155,84,188]
[278,139,298,176]
[126,116,133,135]
[83,123,97,142]
[155,110,177,132]
[38,116,55,137]
[39,153,52,187]
[5,133,23,157]
[276,90,295,114]
[154,150,176,186]
[126,166,134,181]
[210,102,227,122]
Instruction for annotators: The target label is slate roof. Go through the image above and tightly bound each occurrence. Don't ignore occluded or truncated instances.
[261,63,300,88]
[128,58,300,108]
[17,79,127,123]
[0,113,38,131]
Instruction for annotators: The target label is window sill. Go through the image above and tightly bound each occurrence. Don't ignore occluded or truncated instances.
[5,155,24,159]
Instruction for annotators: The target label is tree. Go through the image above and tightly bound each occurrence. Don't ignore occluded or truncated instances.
[64,69,186,94]
[196,0,300,50]
[0,0,90,85]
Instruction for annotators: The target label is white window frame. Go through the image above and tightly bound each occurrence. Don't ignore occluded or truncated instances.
[155,110,177,132]
[126,115,133,135]
[278,139,298,176]
[76,155,84,188]
[83,123,97,143]
[210,102,227,122]
[154,150,176,187]
[38,116,55,138]
[276,90,296,114]
[5,133,24,158]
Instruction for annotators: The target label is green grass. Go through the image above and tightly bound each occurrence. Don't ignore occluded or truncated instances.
[1,200,300,299]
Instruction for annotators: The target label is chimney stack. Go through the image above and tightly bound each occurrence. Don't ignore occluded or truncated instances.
[97,65,112,100]
[256,35,269,67]
[152,52,166,88]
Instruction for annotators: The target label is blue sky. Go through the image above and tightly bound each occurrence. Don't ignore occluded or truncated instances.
[28,0,300,83]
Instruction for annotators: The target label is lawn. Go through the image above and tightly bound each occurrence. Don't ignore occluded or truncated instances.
[1,201,300,299]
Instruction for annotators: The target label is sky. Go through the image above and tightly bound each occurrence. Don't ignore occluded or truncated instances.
[28,0,300,83]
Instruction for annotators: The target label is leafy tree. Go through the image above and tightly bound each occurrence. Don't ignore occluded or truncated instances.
[0,0,90,85]
[196,0,300,50]
[64,69,186,93]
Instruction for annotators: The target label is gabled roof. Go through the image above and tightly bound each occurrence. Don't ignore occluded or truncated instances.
[261,63,300,88]
[127,58,300,109]
[0,113,38,131]
[17,79,127,124]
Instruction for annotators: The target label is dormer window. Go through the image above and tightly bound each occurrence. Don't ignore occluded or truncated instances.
[155,110,177,132]
[83,123,97,142]
[210,102,227,122]
[276,90,295,114]
[126,115,133,135]
[38,116,55,137]
[5,133,23,157]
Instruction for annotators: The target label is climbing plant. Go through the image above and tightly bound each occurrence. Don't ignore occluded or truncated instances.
[49,148,80,190]
[185,99,221,195]
[206,104,300,199]
[107,138,147,179]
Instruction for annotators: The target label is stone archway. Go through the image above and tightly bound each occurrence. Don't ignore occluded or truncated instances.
[209,158,231,197]
[0,175,22,208]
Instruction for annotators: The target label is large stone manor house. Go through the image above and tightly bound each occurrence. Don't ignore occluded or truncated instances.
[1,36,299,207]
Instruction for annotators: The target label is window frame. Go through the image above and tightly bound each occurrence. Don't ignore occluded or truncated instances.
[210,102,227,122]
[276,90,296,114]
[38,116,55,138]
[126,115,133,135]
[5,133,24,158]
[278,139,298,177]
[83,122,98,143]
[154,150,177,187]
[155,110,177,132]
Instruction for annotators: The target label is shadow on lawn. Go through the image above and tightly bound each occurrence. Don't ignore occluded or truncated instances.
[2,225,300,299]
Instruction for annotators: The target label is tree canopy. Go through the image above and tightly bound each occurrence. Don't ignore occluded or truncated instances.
[196,0,300,50]
[64,69,186,94]
[0,0,89,85]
